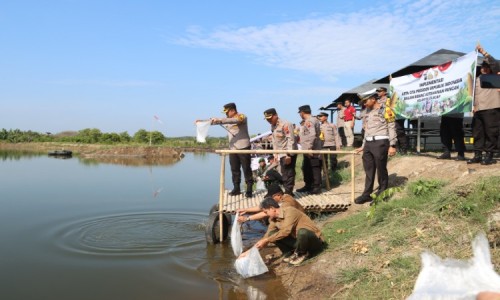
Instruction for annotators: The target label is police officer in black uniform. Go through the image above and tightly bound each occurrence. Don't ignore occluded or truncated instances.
[355,93,397,204]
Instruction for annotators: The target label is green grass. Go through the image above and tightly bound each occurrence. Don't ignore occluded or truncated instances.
[293,153,354,187]
[321,177,500,299]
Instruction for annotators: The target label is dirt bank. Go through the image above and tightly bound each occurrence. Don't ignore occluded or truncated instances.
[268,153,500,299]
[0,142,183,158]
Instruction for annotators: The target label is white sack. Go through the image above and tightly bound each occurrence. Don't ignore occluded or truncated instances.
[408,233,500,300]
[196,121,211,143]
[231,213,243,257]
[234,246,269,279]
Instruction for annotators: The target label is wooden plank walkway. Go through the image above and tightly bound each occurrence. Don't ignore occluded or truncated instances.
[221,189,351,213]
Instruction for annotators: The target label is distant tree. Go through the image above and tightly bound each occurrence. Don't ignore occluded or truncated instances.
[100,132,122,144]
[77,128,102,143]
[119,131,131,143]
[133,129,149,144]
[0,128,8,140]
[149,131,166,145]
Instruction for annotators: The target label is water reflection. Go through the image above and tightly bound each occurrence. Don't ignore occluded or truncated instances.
[78,155,181,167]
[0,149,43,161]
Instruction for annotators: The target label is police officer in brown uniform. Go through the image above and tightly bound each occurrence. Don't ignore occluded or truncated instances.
[317,112,341,171]
[210,103,254,197]
[297,105,322,194]
[264,108,298,195]
[355,93,397,204]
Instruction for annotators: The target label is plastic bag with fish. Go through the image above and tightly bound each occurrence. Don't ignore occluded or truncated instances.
[408,233,500,300]
[235,246,269,279]
[231,213,243,257]
[196,121,211,143]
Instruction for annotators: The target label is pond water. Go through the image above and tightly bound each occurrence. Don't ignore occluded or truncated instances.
[0,151,286,300]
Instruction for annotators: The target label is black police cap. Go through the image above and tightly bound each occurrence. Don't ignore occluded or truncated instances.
[263,108,277,119]
[298,105,311,113]
[222,102,237,112]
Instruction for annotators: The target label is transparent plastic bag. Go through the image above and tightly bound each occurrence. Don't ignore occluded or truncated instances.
[255,178,266,191]
[408,233,500,300]
[196,121,211,143]
[231,213,243,257]
[234,246,269,279]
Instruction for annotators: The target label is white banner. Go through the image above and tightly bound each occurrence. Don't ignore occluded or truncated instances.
[390,51,477,119]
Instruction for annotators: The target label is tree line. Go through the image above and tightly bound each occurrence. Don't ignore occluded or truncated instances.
[0,128,227,148]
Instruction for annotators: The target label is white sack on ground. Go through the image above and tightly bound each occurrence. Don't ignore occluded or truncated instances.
[231,213,243,257]
[234,246,269,279]
[196,121,211,143]
[408,233,500,300]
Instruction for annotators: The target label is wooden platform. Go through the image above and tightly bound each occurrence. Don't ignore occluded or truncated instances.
[221,189,351,213]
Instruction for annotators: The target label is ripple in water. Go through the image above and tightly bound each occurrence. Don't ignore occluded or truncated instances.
[52,212,206,256]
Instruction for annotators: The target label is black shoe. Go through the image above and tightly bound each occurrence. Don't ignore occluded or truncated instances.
[467,157,482,164]
[310,188,322,195]
[455,155,466,161]
[437,152,451,159]
[467,151,482,164]
[355,194,372,205]
[296,186,311,193]
[229,189,241,196]
[481,153,497,165]
[398,148,408,155]
[245,191,253,198]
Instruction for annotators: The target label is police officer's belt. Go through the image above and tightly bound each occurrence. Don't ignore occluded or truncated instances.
[365,136,389,141]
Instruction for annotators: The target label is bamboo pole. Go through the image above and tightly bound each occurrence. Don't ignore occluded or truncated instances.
[219,154,226,243]
[215,149,355,155]
[351,153,355,204]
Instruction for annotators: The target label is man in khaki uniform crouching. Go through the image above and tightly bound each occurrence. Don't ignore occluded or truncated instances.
[239,198,324,266]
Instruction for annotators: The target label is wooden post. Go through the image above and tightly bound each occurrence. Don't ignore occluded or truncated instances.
[219,154,226,243]
[417,117,421,154]
[322,154,331,190]
[351,153,355,203]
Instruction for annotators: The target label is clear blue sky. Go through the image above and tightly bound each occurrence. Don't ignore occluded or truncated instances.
[1,0,499,137]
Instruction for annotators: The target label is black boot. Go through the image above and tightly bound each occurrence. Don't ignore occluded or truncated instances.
[229,187,241,196]
[437,152,451,159]
[245,189,253,198]
[481,152,497,165]
[455,152,466,161]
[467,151,482,164]
[296,186,311,193]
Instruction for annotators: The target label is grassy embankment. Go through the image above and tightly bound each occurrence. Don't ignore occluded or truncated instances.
[319,176,500,299]
[0,137,228,154]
